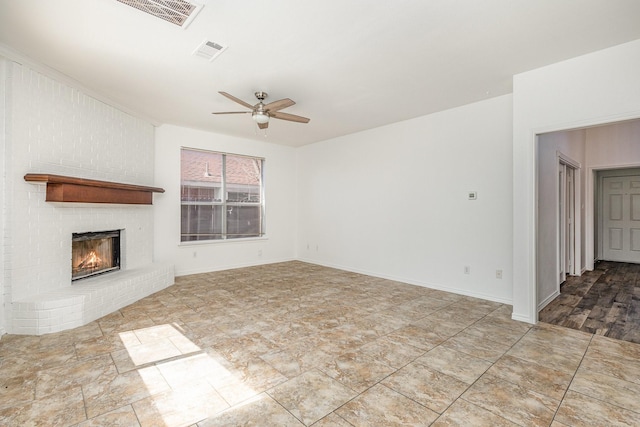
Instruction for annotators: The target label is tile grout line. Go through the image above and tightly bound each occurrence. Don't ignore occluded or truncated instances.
[424,307,532,425]
[548,332,595,425]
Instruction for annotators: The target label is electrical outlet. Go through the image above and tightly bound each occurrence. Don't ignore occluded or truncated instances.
[496,269,503,279]
[464,266,470,274]
[193,251,197,258]
[258,249,263,257]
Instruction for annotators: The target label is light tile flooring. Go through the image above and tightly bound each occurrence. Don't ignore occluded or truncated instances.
[2,261,640,426]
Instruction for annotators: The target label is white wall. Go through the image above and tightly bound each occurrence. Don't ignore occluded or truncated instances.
[153,124,298,276]
[536,129,585,308]
[586,120,640,167]
[297,95,514,303]
[513,39,640,323]
[1,58,159,333]
[0,59,7,335]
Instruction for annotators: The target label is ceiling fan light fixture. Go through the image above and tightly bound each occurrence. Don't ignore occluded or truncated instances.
[252,111,269,124]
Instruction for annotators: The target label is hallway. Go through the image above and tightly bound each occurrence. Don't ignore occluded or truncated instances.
[539,261,640,344]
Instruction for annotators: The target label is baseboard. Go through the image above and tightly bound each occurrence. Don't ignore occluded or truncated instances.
[175,256,515,307]
[511,312,536,324]
[296,257,513,305]
[175,257,296,277]
[537,290,560,312]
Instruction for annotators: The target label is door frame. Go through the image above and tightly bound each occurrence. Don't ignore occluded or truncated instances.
[594,166,640,262]
[557,151,581,283]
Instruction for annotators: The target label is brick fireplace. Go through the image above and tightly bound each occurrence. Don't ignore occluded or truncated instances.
[1,58,174,335]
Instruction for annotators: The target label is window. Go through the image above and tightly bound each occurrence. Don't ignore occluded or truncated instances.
[180,148,264,241]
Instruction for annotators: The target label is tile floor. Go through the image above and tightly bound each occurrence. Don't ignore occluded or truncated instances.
[1,261,640,426]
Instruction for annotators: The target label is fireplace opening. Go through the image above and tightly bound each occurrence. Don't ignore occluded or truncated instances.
[72,230,121,281]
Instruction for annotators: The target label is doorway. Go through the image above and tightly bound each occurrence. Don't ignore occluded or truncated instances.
[534,119,640,339]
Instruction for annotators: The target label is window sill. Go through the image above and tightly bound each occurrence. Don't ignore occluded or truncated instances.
[178,236,269,246]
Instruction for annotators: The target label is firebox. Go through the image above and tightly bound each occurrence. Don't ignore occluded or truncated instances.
[72,230,121,281]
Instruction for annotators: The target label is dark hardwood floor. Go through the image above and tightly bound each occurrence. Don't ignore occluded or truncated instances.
[539,261,640,344]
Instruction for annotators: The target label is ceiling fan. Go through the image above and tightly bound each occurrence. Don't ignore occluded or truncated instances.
[213,91,310,129]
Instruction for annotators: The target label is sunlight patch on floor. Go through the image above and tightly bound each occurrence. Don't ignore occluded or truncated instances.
[119,323,259,425]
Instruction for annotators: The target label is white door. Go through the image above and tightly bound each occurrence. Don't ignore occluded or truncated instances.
[559,165,566,283]
[558,163,576,284]
[602,175,640,263]
[566,167,575,275]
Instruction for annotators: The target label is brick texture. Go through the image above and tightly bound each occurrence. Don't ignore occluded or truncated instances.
[2,60,173,335]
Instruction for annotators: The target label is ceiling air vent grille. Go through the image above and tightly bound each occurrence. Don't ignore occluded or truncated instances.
[193,40,228,61]
[116,0,203,28]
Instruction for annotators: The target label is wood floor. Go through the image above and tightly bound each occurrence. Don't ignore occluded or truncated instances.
[539,261,640,344]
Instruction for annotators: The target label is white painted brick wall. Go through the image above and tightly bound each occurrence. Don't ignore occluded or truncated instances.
[1,58,11,337]
[2,60,173,335]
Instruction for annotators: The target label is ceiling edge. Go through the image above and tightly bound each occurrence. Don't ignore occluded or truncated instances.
[0,43,162,127]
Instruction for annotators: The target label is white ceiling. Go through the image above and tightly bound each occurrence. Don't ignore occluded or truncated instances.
[1,0,640,147]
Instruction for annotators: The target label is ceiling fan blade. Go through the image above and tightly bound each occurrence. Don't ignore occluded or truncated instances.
[264,98,295,112]
[219,91,254,109]
[258,121,269,130]
[271,111,310,123]
[212,111,251,115]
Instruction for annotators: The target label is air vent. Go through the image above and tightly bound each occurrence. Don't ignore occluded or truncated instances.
[193,40,228,61]
[116,0,203,28]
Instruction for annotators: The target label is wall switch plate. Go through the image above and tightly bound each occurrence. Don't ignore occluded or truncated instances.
[468,191,477,200]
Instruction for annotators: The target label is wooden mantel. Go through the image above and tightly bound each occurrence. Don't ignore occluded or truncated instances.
[24,174,165,205]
